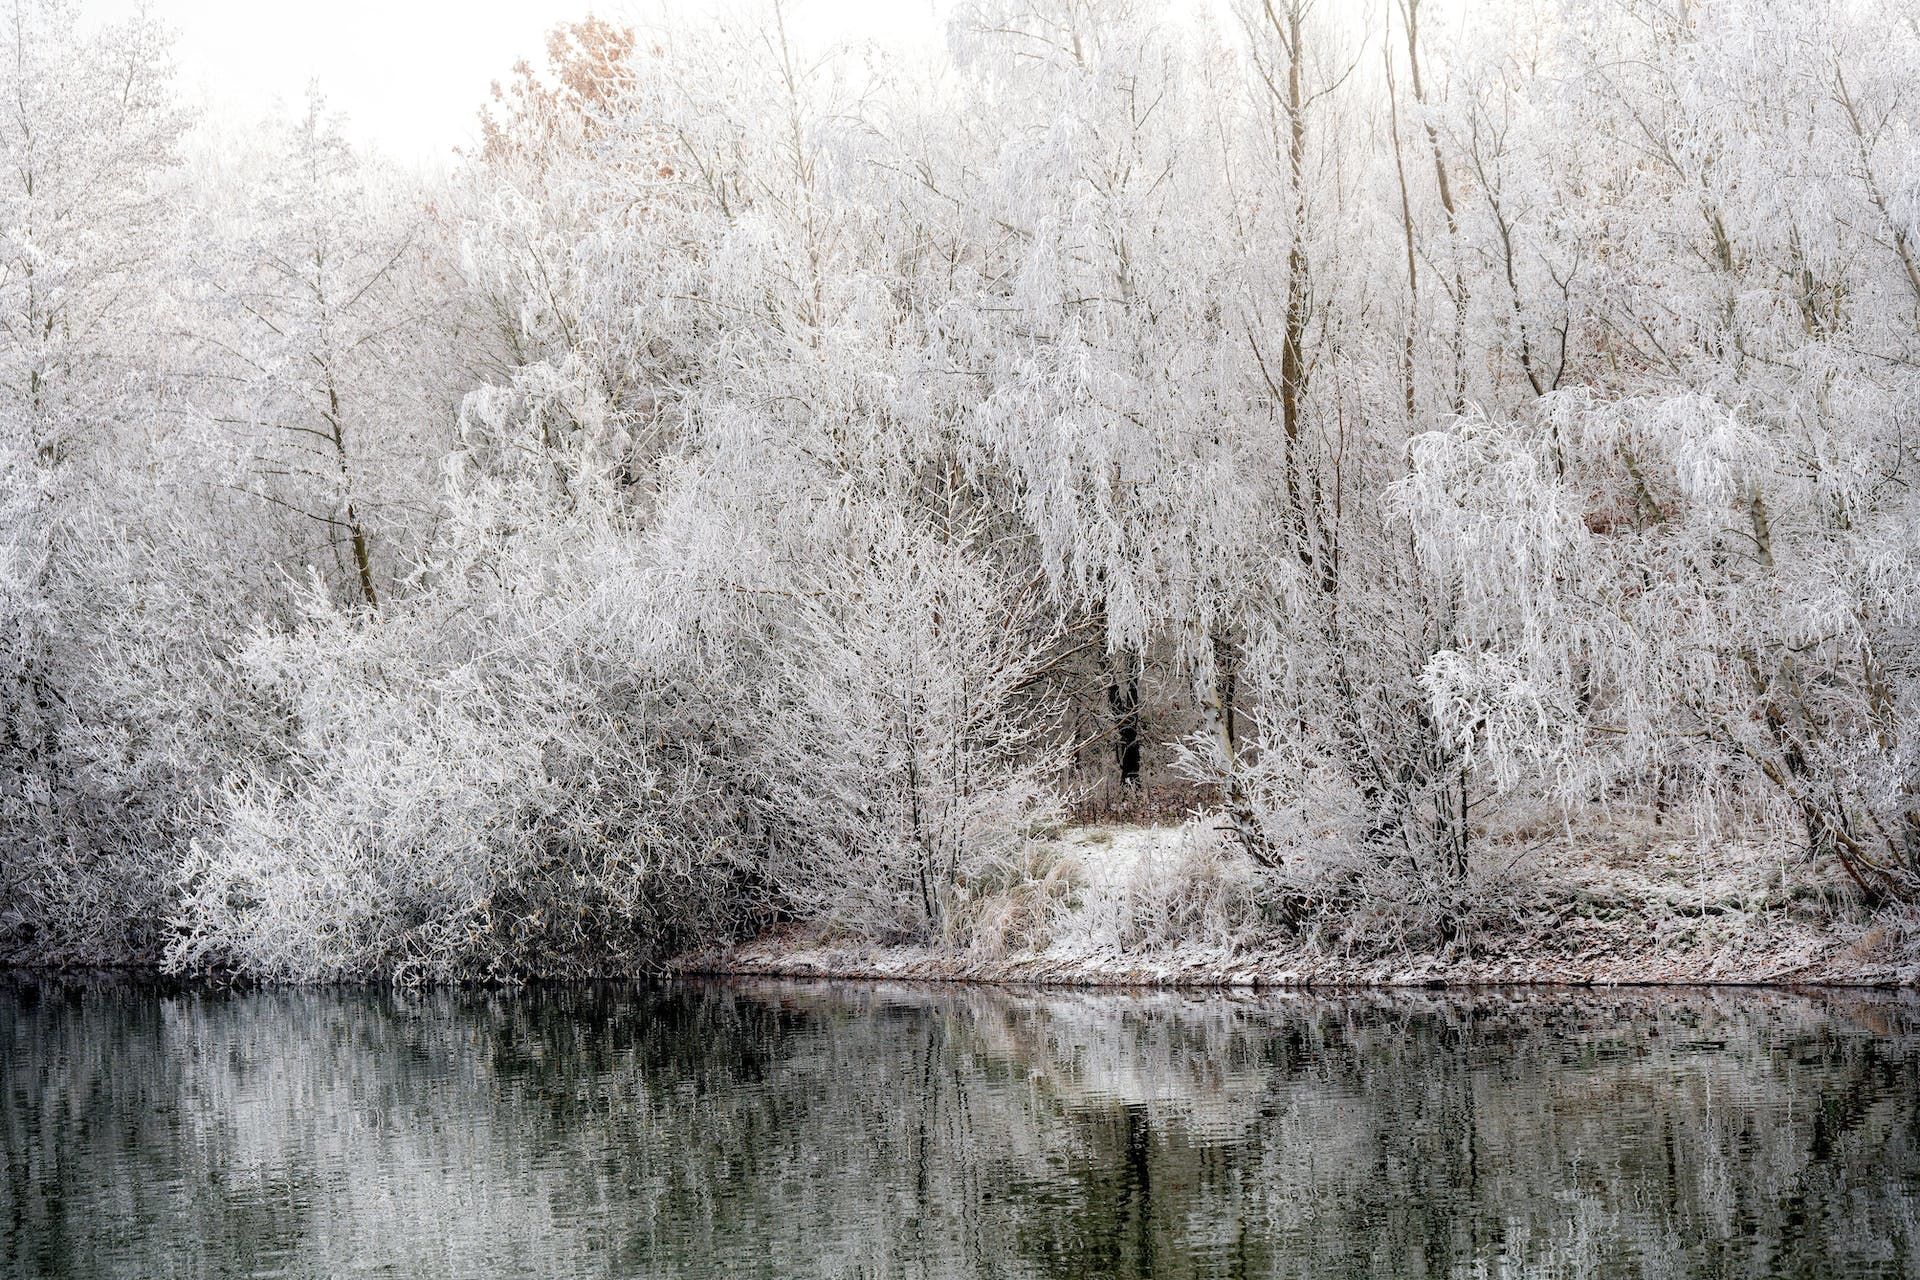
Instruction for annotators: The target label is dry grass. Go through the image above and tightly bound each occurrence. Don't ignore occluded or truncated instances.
[1066,780,1221,827]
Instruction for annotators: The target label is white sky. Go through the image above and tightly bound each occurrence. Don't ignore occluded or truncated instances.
[102,1,943,168]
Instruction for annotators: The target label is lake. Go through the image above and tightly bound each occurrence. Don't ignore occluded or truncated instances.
[3,979,1918,1278]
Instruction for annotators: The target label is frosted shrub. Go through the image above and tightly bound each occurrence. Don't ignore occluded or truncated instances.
[0,422,290,965]
[171,548,758,982]
[741,508,1069,944]
[170,363,760,980]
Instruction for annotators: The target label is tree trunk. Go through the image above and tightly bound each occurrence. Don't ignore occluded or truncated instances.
[324,379,378,611]
[1108,651,1142,789]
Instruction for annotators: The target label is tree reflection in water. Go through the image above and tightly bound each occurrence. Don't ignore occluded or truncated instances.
[3,980,1917,1278]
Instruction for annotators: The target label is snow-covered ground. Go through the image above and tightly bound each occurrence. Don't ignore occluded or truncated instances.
[1056,823,1179,888]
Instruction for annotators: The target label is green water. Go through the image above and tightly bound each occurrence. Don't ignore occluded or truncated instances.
[3,979,1918,1278]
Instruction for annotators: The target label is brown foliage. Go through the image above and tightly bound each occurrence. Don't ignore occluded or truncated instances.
[478,16,642,165]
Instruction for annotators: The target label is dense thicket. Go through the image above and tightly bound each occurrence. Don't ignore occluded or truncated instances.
[2,0,1916,979]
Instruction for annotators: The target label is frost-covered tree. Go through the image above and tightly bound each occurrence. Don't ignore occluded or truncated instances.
[11,0,1920,978]
[1400,0,1920,898]
[0,0,195,961]
[192,89,459,610]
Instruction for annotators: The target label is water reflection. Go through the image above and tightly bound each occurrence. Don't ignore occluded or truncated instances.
[3,979,1918,1278]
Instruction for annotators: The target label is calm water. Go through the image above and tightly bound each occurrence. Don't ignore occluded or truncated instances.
[3,980,1919,1279]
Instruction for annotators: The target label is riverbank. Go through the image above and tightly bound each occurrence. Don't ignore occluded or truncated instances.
[678,823,1920,988]
[679,927,1920,987]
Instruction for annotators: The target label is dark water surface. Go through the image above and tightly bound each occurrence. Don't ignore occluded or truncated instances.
[3,979,1919,1278]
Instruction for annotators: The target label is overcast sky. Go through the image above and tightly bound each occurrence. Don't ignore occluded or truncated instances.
[100,1,943,167]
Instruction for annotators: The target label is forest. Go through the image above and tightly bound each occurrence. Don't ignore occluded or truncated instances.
[2,0,1917,982]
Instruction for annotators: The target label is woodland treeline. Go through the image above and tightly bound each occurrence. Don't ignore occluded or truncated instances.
[2,0,1917,980]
